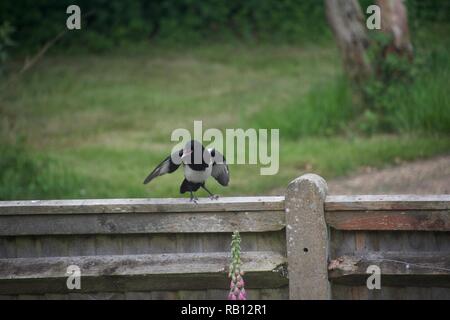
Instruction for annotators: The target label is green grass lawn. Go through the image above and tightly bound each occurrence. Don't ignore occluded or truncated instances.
[1,43,449,200]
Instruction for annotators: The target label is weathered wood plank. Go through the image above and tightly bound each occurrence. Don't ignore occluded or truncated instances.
[18,294,44,300]
[124,291,153,300]
[149,234,177,254]
[259,288,289,300]
[66,235,96,257]
[206,289,228,300]
[44,293,70,300]
[0,211,285,236]
[329,229,356,257]
[95,235,123,256]
[328,251,450,287]
[121,235,151,255]
[246,289,261,300]
[39,236,68,257]
[375,286,402,300]
[0,237,17,258]
[68,292,125,300]
[435,232,450,251]
[352,231,368,299]
[378,231,403,251]
[176,234,203,253]
[431,287,450,300]
[326,210,450,231]
[0,197,285,215]
[330,284,353,300]
[151,291,178,300]
[15,237,41,258]
[177,290,206,300]
[0,251,287,294]
[4,195,447,215]
[326,195,450,211]
[256,231,286,255]
[332,284,447,300]
[0,251,286,279]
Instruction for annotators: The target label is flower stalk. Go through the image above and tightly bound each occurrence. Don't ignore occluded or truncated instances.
[227,231,246,300]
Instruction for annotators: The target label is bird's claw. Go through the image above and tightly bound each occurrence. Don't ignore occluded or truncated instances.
[190,196,199,204]
[209,194,219,200]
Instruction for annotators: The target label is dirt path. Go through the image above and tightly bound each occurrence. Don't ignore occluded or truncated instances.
[327,155,450,195]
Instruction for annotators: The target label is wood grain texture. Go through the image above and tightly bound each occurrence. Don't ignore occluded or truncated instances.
[326,210,450,231]
[0,211,285,236]
[326,195,450,211]
[0,251,288,294]
[3,195,447,215]
[330,229,450,299]
[352,231,368,299]
[15,237,41,258]
[328,251,450,287]
[0,197,284,215]
[0,238,17,259]
[2,187,450,300]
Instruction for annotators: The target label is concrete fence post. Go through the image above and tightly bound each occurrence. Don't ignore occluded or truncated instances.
[285,173,330,299]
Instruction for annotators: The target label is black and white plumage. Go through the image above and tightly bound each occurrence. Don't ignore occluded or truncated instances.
[143,140,229,202]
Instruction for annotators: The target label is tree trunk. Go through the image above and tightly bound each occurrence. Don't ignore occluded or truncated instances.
[376,0,413,59]
[325,0,372,84]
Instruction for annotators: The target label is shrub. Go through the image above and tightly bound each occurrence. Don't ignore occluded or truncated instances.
[252,77,354,139]
[0,21,14,76]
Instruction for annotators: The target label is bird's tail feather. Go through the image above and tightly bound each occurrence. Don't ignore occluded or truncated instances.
[143,170,158,184]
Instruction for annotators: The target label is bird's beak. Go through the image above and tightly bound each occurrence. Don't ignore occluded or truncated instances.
[181,149,192,160]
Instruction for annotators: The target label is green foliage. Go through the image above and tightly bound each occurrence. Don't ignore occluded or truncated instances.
[0,139,84,200]
[384,64,450,134]
[406,0,450,25]
[357,25,450,135]
[0,21,14,75]
[353,0,450,134]
[251,41,449,138]
[228,231,242,278]
[1,0,448,53]
[1,0,331,52]
[252,77,354,139]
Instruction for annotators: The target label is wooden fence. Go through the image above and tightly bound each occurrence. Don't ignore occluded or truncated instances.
[0,174,449,299]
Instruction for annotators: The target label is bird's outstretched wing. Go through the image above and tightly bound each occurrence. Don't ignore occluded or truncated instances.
[143,150,182,185]
[209,148,230,186]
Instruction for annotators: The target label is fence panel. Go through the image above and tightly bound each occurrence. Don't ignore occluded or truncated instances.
[0,176,449,299]
[326,195,450,300]
[0,197,288,300]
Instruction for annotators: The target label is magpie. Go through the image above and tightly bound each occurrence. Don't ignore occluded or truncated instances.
[143,140,230,202]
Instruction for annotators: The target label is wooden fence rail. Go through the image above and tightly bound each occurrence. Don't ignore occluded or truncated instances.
[0,174,449,300]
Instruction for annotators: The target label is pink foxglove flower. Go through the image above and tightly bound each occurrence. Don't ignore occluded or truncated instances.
[227,231,247,300]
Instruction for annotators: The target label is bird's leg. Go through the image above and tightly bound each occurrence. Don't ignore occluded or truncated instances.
[190,191,198,204]
[202,184,219,200]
